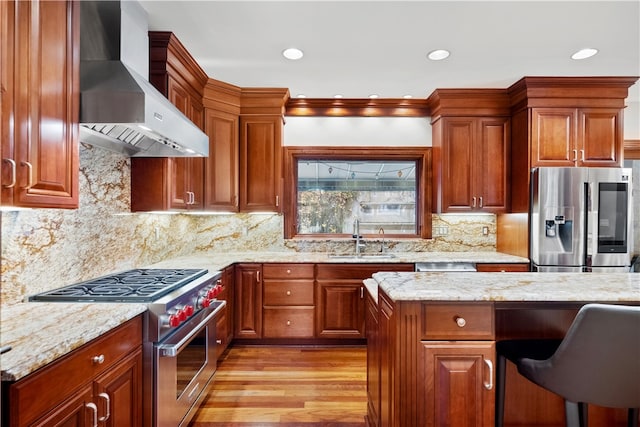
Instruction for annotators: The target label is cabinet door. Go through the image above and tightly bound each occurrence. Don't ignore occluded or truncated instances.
[30,386,94,427]
[316,281,365,339]
[234,264,262,339]
[204,109,239,211]
[7,0,79,208]
[477,118,509,212]
[441,118,475,212]
[530,108,577,167]
[422,342,495,427]
[365,292,380,427]
[579,108,622,167]
[239,116,282,212]
[93,348,143,427]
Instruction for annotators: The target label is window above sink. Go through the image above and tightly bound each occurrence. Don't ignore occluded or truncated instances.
[283,147,432,239]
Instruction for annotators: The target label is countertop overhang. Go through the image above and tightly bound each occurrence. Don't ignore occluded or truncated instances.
[372,271,640,302]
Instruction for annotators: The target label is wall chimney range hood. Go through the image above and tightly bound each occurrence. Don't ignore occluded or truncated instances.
[79,1,208,157]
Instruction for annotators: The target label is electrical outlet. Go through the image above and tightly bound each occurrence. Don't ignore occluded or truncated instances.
[482,226,489,236]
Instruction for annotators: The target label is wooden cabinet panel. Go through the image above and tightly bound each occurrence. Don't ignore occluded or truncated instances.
[422,303,494,340]
[531,108,576,166]
[214,266,234,358]
[365,291,380,427]
[436,116,509,213]
[422,342,495,427]
[204,109,239,211]
[263,307,315,338]
[234,264,262,339]
[239,116,282,212]
[1,0,79,209]
[262,263,314,279]
[579,108,622,166]
[263,281,314,306]
[6,316,142,427]
[93,348,142,427]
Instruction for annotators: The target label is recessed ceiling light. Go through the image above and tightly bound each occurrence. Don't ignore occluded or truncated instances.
[369,94,379,99]
[427,49,450,61]
[282,48,304,60]
[296,94,306,98]
[571,48,598,60]
[403,95,413,99]
[334,94,343,99]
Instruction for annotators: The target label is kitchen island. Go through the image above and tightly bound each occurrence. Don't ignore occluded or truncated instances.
[366,272,640,427]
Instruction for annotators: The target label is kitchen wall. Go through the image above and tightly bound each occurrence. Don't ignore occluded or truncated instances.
[0,142,494,306]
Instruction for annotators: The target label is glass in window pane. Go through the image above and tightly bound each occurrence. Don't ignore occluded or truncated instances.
[297,160,417,234]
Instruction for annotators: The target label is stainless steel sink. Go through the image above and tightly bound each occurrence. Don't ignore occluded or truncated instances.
[328,253,396,260]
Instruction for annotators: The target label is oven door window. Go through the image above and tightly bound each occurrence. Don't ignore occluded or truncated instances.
[176,327,208,398]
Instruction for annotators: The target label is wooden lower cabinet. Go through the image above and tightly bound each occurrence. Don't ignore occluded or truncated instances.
[5,316,143,427]
[234,264,263,339]
[316,264,413,339]
[215,266,235,359]
[422,342,495,427]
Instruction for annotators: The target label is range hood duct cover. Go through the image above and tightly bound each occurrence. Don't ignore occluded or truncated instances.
[79,1,208,157]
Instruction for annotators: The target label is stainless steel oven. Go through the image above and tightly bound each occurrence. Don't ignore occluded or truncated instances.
[155,300,223,427]
[29,268,226,427]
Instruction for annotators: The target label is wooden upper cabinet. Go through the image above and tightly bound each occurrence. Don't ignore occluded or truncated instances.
[1,0,79,209]
[429,90,511,214]
[131,32,207,212]
[530,107,622,167]
[239,116,283,212]
[508,76,636,212]
[203,79,242,212]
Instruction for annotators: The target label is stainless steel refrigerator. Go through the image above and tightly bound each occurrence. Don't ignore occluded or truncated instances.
[530,167,634,272]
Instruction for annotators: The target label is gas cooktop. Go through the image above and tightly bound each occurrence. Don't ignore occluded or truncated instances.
[29,268,208,302]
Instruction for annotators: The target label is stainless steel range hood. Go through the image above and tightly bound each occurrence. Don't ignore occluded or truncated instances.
[79,1,208,157]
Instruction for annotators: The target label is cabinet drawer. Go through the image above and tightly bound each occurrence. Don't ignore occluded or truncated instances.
[8,315,142,426]
[263,307,315,338]
[263,281,314,306]
[263,263,314,279]
[422,303,494,340]
[476,263,529,272]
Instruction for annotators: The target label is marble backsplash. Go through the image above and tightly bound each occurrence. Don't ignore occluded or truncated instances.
[0,145,494,305]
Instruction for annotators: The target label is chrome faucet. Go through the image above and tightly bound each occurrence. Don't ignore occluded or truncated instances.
[353,218,365,256]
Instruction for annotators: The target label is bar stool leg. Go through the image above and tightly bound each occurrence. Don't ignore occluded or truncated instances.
[628,408,639,427]
[565,401,588,427]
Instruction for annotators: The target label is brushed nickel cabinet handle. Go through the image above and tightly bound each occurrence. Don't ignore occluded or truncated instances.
[573,149,578,163]
[92,354,105,364]
[580,149,585,162]
[20,161,33,189]
[455,316,466,327]
[275,195,279,207]
[98,392,110,422]
[472,197,476,208]
[2,159,16,188]
[479,196,483,208]
[86,402,98,427]
[484,358,494,390]
[256,271,260,283]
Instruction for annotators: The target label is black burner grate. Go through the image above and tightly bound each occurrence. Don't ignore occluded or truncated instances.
[29,269,208,302]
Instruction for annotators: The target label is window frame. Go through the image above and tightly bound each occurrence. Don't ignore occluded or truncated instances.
[283,146,432,239]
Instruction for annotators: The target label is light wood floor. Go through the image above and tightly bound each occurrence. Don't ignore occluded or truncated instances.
[188,346,368,427]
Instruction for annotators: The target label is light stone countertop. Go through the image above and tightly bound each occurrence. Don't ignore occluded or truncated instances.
[372,271,640,303]
[0,251,526,382]
[147,251,529,271]
[0,303,147,381]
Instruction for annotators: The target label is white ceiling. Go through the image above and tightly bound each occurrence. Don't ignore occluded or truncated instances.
[139,1,640,102]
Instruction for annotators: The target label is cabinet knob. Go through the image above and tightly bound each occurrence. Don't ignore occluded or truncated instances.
[216,339,222,345]
[287,320,291,326]
[286,290,291,296]
[286,269,291,274]
[454,316,466,328]
[92,354,105,364]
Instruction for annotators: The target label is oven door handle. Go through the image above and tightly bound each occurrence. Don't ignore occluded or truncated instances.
[157,302,225,357]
